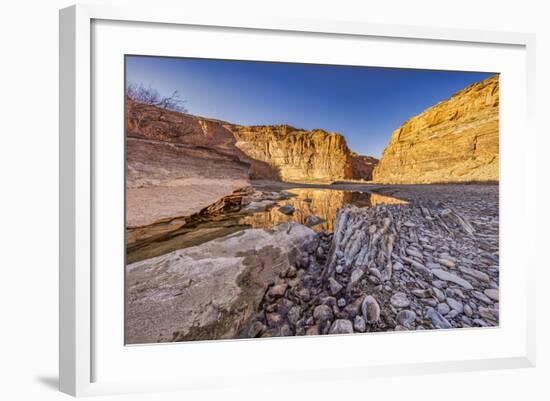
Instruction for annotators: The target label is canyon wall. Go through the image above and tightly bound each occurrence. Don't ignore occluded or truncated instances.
[228,124,374,182]
[126,99,252,227]
[373,75,499,184]
[125,98,377,227]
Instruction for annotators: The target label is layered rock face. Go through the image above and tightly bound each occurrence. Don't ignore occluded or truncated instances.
[228,124,374,182]
[126,99,377,229]
[126,99,277,227]
[373,75,499,183]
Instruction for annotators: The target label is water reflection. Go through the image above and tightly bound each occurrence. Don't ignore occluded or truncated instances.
[239,188,406,232]
[126,188,406,263]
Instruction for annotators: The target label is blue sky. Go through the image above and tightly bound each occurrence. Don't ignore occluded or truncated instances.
[126,56,494,158]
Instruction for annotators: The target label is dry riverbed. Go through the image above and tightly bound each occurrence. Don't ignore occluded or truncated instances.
[126,182,499,343]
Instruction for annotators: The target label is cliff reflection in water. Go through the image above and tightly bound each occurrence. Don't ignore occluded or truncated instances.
[239,188,407,232]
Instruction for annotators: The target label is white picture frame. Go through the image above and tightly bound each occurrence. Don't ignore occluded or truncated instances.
[59,4,536,397]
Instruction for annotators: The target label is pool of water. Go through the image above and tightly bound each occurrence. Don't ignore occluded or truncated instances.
[126,188,406,263]
[240,188,406,232]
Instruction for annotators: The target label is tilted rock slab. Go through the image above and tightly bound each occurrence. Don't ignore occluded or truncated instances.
[125,222,315,344]
[373,75,499,183]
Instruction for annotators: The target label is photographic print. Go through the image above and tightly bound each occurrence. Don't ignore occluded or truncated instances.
[124,56,499,344]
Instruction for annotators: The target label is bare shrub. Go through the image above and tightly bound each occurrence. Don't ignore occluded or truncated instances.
[126,82,187,113]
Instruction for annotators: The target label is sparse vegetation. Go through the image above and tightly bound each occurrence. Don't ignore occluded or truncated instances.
[126,82,187,113]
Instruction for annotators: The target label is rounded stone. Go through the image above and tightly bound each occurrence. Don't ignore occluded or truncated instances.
[329,319,354,334]
[313,304,333,324]
[446,297,464,313]
[362,295,381,323]
[436,303,451,315]
[396,310,417,328]
[354,315,367,333]
[484,288,499,301]
[390,292,411,308]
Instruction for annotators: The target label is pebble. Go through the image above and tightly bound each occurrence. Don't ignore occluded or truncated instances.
[403,257,433,279]
[431,269,474,290]
[464,304,473,317]
[298,288,311,302]
[484,288,499,301]
[329,319,354,334]
[362,295,381,323]
[287,306,302,325]
[431,280,446,289]
[305,215,324,227]
[396,310,417,328]
[269,284,287,298]
[478,307,499,322]
[278,204,295,215]
[313,305,333,324]
[412,288,431,298]
[354,316,367,332]
[426,262,441,270]
[406,248,424,259]
[335,264,344,274]
[432,287,446,302]
[266,313,283,327]
[436,303,451,315]
[349,269,364,286]
[393,261,404,271]
[437,258,456,269]
[421,298,438,307]
[446,297,464,313]
[473,318,489,327]
[328,277,343,295]
[471,291,493,304]
[390,292,411,308]
[369,268,382,280]
[459,267,490,283]
[425,307,452,329]
[447,310,459,319]
[337,298,347,308]
[316,246,325,259]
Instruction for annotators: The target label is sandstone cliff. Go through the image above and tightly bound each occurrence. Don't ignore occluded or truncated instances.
[228,124,374,182]
[373,75,499,184]
[126,99,252,228]
[126,99,377,227]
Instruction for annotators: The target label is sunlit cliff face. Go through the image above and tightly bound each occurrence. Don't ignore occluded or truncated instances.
[373,75,499,184]
[239,188,407,232]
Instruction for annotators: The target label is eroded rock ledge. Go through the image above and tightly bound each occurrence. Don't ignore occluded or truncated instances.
[125,222,315,344]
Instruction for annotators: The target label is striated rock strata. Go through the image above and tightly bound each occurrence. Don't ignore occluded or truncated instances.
[228,124,376,182]
[126,99,377,228]
[373,75,499,183]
